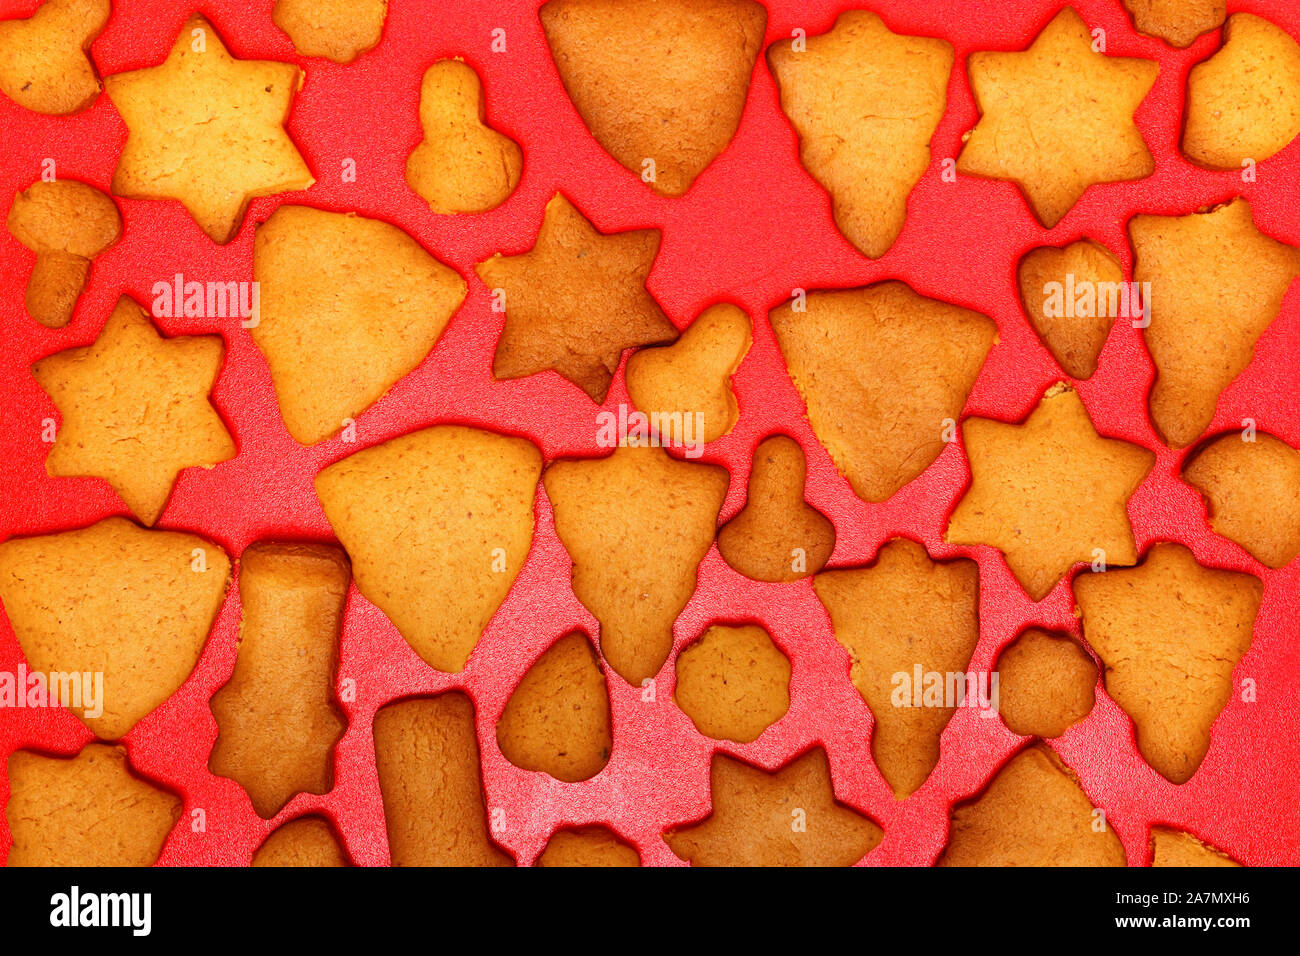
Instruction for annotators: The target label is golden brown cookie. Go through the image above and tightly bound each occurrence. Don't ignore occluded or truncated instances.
[539,0,765,196]
[209,543,349,819]
[946,384,1155,601]
[717,436,835,582]
[476,193,676,402]
[32,296,236,525]
[0,517,231,739]
[252,205,467,445]
[7,179,121,328]
[0,0,109,115]
[315,425,541,673]
[771,282,996,504]
[674,624,790,744]
[535,826,640,867]
[272,0,386,64]
[767,11,952,258]
[544,445,728,684]
[1074,543,1260,784]
[1123,0,1225,49]
[663,748,883,867]
[1150,826,1240,867]
[958,8,1158,228]
[373,693,513,867]
[496,632,612,783]
[252,816,350,867]
[1017,239,1124,380]
[1183,432,1300,569]
[1184,14,1300,169]
[995,628,1097,739]
[105,14,314,244]
[814,539,980,799]
[6,744,182,867]
[1130,198,1300,448]
[624,303,751,444]
[938,744,1126,867]
[406,59,522,214]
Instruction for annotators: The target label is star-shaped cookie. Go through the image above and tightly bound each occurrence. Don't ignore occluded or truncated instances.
[958,7,1159,228]
[104,14,314,243]
[663,749,883,867]
[33,296,236,524]
[476,193,677,402]
[945,384,1154,601]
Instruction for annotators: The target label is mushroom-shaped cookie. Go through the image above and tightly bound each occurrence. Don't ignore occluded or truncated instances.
[718,436,835,582]
[8,180,121,328]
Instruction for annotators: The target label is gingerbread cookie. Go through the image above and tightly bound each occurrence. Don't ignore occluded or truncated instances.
[8,179,121,328]
[1183,432,1300,568]
[252,205,467,445]
[6,744,182,867]
[1017,240,1124,380]
[476,193,676,402]
[771,282,996,504]
[496,632,612,783]
[0,0,109,115]
[373,693,513,867]
[539,0,765,196]
[717,436,835,582]
[767,11,952,258]
[814,538,980,799]
[946,385,1154,601]
[252,816,350,867]
[315,425,541,673]
[958,8,1158,228]
[273,0,386,64]
[674,624,790,744]
[663,748,882,867]
[1123,0,1225,49]
[1184,14,1300,170]
[939,744,1126,867]
[624,303,750,444]
[406,59,522,214]
[1130,198,1300,448]
[995,629,1097,739]
[105,14,313,244]
[0,517,231,739]
[32,296,236,525]
[1074,543,1260,784]
[544,445,728,684]
[535,826,640,867]
[1150,826,1240,867]
[209,542,349,819]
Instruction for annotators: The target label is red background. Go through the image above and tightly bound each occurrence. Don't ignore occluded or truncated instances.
[1,0,1297,866]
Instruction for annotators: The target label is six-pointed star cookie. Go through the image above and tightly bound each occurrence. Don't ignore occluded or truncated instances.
[945,384,1154,601]
[663,749,883,867]
[105,14,314,243]
[958,7,1159,228]
[32,296,236,525]
[475,193,677,402]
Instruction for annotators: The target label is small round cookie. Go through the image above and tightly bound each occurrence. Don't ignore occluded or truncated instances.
[1184,14,1300,170]
[1183,431,1300,569]
[535,826,640,867]
[995,628,1097,738]
[674,624,790,743]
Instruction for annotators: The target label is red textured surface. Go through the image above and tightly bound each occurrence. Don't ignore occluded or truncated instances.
[1,0,1298,867]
